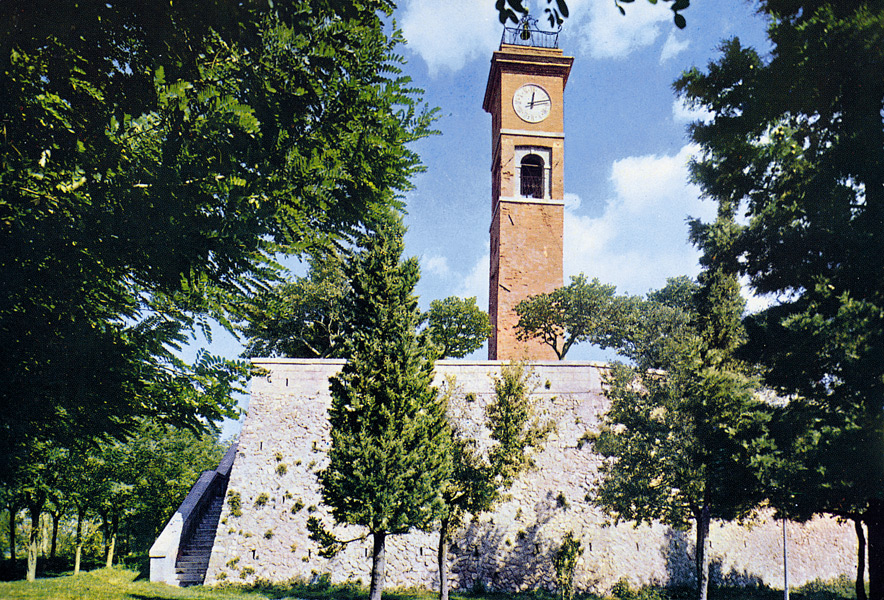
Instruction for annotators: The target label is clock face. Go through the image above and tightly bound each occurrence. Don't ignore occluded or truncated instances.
[513,84,551,123]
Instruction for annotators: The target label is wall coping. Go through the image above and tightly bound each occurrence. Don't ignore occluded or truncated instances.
[251,358,612,369]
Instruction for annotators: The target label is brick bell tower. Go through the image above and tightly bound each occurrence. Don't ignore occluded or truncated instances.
[484,19,573,360]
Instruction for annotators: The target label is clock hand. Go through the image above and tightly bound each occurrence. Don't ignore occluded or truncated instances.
[530,91,535,108]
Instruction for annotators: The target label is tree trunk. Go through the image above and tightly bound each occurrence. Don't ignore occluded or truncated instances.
[74,507,83,576]
[8,506,16,566]
[105,533,116,569]
[26,502,43,582]
[105,513,118,569]
[50,510,60,559]
[438,516,450,600]
[369,531,387,600]
[695,505,711,600]
[868,499,884,600]
[857,518,868,600]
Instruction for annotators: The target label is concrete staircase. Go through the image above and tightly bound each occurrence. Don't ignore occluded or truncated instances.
[150,442,237,587]
[175,494,224,586]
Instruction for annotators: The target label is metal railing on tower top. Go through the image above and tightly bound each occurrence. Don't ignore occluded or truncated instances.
[501,15,561,49]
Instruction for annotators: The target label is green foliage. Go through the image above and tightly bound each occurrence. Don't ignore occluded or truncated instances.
[306,516,347,559]
[796,575,857,599]
[495,0,571,27]
[0,0,435,481]
[242,261,489,361]
[435,363,552,600]
[239,251,351,359]
[488,362,554,483]
[254,494,269,507]
[423,296,492,359]
[2,418,226,574]
[554,532,582,600]
[609,578,667,600]
[228,490,243,518]
[493,0,688,30]
[592,214,767,600]
[1,565,858,600]
[316,218,451,598]
[675,0,884,592]
[104,420,226,550]
[276,464,288,476]
[515,274,633,359]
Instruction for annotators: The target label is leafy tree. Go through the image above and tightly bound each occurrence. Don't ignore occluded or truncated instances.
[514,274,629,359]
[0,0,433,482]
[423,296,491,359]
[554,531,583,600]
[13,441,66,581]
[240,252,350,359]
[84,441,134,569]
[436,362,551,600]
[316,218,451,600]
[675,1,884,595]
[592,214,766,600]
[240,253,490,360]
[0,476,22,568]
[120,420,227,552]
[55,455,93,575]
[493,0,689,29]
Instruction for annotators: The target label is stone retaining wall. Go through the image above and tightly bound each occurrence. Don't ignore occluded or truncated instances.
[204,359,855,592]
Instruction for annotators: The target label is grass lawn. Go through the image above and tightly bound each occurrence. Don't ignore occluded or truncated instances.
[0,568,267,600]
[0,567,856,600]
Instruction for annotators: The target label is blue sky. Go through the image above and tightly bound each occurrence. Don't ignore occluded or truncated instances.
[197,0,774,435]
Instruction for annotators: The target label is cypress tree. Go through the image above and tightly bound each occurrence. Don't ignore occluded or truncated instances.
[318,217,451,600]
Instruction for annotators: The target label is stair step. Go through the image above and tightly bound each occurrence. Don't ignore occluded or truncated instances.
[172,488,229,588]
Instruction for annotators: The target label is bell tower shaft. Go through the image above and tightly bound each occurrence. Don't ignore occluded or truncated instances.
[484,41,573,360]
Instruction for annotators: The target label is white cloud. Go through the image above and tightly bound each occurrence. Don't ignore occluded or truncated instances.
[660,30,690,62]
[421,253,452,278]
[672,98,714,124]
[564,0,670,60]
[564,144,717,295]
[400,0,500,75]
[457,252,490,309]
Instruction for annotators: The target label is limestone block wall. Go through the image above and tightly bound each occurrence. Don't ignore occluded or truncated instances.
[205,359,855,592]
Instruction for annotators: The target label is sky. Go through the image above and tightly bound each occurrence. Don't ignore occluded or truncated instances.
[199,0,774,437]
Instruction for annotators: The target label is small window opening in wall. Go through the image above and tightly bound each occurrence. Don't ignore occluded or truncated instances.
[520,154,544,199]
[286,378,289,387]
[259,441,263,451]
[251,549,256,560]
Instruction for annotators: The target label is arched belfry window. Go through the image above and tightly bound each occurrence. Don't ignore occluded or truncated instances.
[520,154,544,199]
[514,146,551,200]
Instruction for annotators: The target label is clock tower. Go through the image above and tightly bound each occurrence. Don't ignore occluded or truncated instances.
[483,22,573,360]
